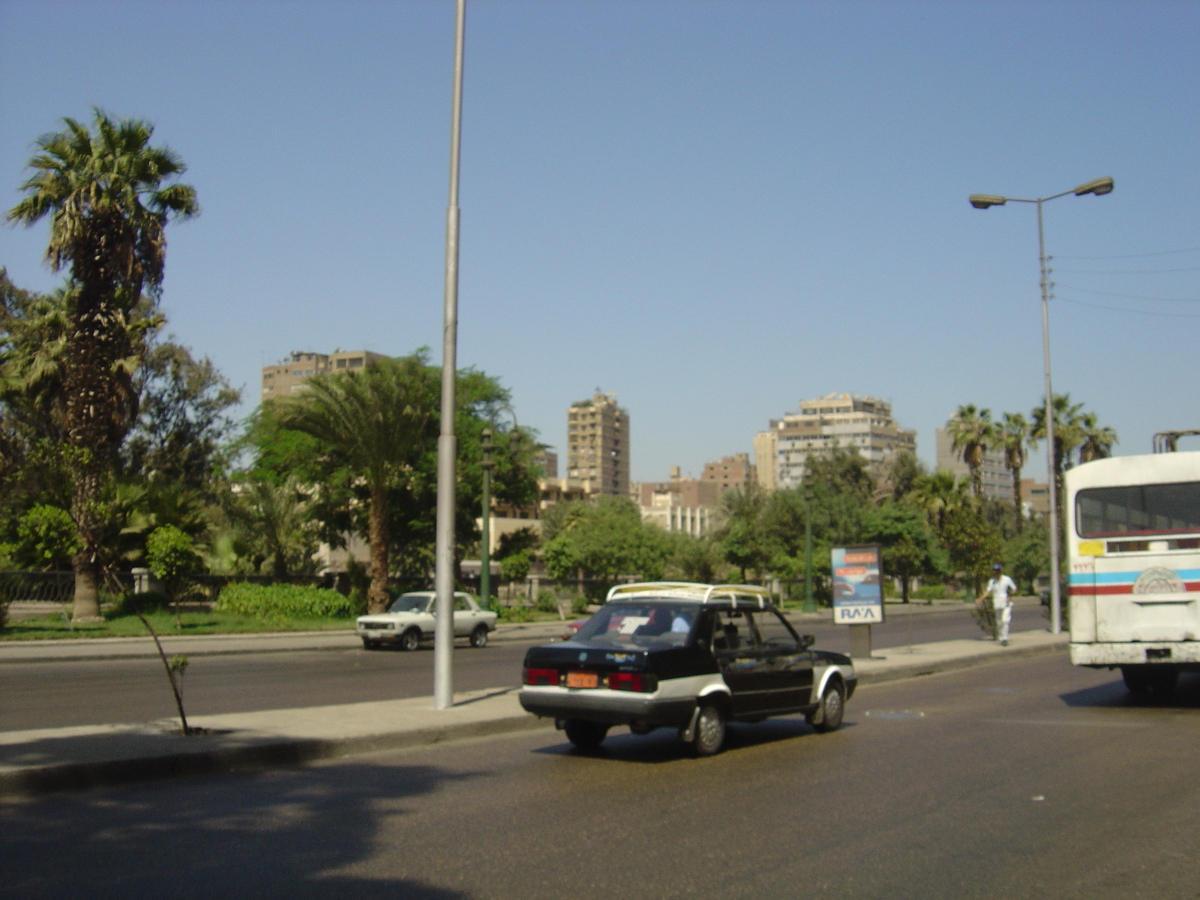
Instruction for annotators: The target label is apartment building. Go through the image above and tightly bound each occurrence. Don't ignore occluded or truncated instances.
[755,393,917,490]
[633,466,719,537]
[935,427,1014,502]
[566,392,630,497]
[701,452,756,492]
[261,349,388,401]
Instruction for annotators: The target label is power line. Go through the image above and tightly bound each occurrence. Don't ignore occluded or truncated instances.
[1053,247,1200,260]
[1057,296,1200,318]
[1054,265,1200,274]
[1055,283,1199,303]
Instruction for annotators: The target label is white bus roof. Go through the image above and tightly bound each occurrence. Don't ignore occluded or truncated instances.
[1066,451,1200,492]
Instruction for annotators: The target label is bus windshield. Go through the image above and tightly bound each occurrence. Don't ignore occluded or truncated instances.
[1076,481,1200,538]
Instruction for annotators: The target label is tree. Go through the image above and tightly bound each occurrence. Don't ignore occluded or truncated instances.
[882,450,925,502]
[272,355,438,613]
[123,340,241,492]
[13,504,80,569]
[909,470,968,537]
[543,496,670,583]
[6,111,198,619]
[712,486,770,581]
[940,502,1004,596]
[146,523,199,625]
[997,412,1029,534]
[1030,393,1085,511]
[863,501,946,603]
[1078,412,1118,464]
[946,404,995,498]
[222,476,316,578]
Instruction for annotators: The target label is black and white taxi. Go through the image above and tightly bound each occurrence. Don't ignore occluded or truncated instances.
[519,582,856,755]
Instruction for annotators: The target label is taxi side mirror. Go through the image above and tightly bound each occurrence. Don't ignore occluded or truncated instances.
[800,634,815,649]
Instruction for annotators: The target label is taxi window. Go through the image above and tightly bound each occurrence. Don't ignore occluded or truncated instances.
[751,609,799,652]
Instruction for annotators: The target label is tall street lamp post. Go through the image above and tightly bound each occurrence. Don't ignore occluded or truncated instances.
[434,0,467,710]
[968,176,1114,635]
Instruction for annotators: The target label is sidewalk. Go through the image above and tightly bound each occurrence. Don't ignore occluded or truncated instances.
[0,626,1067,800]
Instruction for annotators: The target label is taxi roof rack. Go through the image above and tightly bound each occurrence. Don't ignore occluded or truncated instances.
[605,581,771,608]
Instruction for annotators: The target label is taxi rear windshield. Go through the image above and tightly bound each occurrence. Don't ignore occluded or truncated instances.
[1076,481,1200,538]
[574,603,696,648]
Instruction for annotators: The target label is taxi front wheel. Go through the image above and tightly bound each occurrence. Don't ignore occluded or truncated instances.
[810,680,845,733]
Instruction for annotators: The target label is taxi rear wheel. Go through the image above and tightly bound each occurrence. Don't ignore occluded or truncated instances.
[812,680,845,733]
[564,719,609,751]
[469,625,489,648]
[691,703,726,757]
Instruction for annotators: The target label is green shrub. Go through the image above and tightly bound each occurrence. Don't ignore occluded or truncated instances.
[535,589,559,613]
[497,603,533,623]
[109,591,172,617]
[216,582,356,619]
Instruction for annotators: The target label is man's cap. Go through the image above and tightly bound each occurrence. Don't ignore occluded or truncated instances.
[993,563,1003,571]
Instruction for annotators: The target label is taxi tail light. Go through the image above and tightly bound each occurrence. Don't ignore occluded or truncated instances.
[608,671,656,692]
[524,667,559,686]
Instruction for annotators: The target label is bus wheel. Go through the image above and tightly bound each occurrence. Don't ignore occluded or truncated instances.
[1150,667,1179,697]
[1121,666,1152,695]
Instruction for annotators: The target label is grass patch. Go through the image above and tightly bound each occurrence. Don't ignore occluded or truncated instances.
[0,609,355,641]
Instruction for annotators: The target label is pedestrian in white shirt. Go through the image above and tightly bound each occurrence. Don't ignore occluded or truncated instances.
[979,563,1018,645]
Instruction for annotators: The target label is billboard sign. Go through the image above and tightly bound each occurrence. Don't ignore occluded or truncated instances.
[831,545,884,625]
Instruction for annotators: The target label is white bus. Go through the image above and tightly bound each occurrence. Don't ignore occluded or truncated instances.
[1067,450,1200,695]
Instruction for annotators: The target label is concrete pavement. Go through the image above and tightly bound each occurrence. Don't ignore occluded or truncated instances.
[0,621,1067,800]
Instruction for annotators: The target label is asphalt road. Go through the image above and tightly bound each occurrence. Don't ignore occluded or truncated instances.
[3,654,1198,899]
[0,604,1048,730]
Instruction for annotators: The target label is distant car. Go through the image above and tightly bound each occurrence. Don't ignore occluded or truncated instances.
[519,582,856,756]
[356,591,496,650]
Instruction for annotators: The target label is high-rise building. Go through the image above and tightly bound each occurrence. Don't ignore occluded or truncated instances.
[261,349,388,401]
[935,427,1013,502]
[566,392,630,496]
[754,393,916,490]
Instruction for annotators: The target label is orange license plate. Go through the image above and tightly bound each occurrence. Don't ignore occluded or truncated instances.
[566,670,599,689]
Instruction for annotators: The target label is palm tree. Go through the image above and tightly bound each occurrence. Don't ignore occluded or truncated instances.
[946,404,995,498]
[1078,413,1118,463]
[1030,393,1085,514]
[274,357,438,613]
[997,412,1029,534]
[6,111,198,619]
[909,470,969,537]
[225,477,314,578]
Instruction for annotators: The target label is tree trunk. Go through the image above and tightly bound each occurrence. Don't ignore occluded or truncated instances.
[1012,466,1023,534]
[70,550,102,620]
[367,484,390,614]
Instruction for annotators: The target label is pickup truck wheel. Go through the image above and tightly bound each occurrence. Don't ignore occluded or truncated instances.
[469,625,489,648]
[691,703,726,757]
[564,719,609,751]
[399,628,421,652]
[812,679,845,733]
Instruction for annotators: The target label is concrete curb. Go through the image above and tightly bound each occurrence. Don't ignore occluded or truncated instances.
[854,635,1068,687]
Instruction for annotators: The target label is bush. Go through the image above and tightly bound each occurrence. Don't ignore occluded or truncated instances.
[109,591,172,617]
[216,582,356,619]
[497,603,534,623]
[535,589,559,613]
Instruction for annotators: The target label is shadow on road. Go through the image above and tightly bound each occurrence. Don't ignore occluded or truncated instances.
[1060,671,1200,711]
[0,761,477,900]
[533,715,856,764]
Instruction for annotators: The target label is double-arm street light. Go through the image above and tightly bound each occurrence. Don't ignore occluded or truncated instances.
[479,406,520,610]
[969,176,1114,635]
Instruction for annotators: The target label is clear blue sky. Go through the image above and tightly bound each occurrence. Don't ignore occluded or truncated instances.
[2,1,1197,483]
